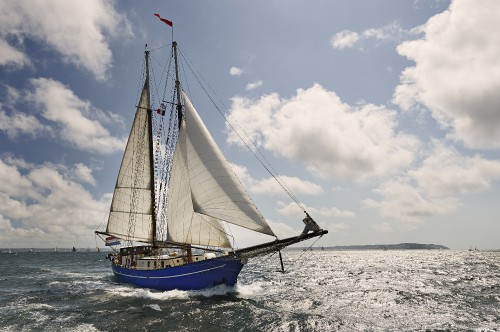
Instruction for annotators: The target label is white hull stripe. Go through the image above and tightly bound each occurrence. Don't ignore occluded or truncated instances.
[114,264,226,279]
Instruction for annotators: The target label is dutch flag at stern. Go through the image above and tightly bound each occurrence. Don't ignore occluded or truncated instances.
[105,236,121,246]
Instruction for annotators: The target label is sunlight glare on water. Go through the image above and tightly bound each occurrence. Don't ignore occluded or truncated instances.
[0,249,498,331]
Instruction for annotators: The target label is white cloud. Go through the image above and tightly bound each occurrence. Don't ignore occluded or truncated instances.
[0,158,37,200]
[0,85,54,139]
[1,154,35,170]
[330,30,359,49]
[0,109,54,139]
[362,21,413,42]
[365,141,500,224]
[371,222,395,233]
[0,157,110,248]
[72,163,96,186]
[0,0,132,80]
[267,219,301,239]
[245,80,263,91]
[364,177,459,224]
[331,22,416,50]
[229,162,324,196]
[277,201,355,219]
[410,142,500,197]
[325,221,350,233]
[251,176,323,195]
[230,66,243,76]
[393,0,500,149]
[227,83,420,181]
[26,78,126,154]
[0,39,30,68]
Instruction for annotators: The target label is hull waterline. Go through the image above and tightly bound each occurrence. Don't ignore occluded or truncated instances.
[111,256,244,290]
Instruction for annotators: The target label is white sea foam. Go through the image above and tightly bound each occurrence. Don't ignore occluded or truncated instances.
[108,286,190,300]
[62,324,102,332]
[71,279,107,290]
[26,303,54,310]
[29,310,51,325]
[148,304,162,311]
[189,284,236,297]
[235,281,268,298]
[107,283,241,300]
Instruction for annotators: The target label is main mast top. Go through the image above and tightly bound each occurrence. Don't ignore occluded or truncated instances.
[172,41,183,127]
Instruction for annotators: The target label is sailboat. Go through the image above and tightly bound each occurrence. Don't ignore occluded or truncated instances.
[95,38,327,291]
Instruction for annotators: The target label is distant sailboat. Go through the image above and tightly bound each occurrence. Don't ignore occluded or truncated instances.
[95,27,327,291]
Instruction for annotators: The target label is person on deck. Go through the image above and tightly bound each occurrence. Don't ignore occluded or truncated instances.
[300,213,321,237]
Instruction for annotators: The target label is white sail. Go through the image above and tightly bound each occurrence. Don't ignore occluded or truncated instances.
[166,92,274,247]
[107,83,154,243]
[166,120,231,247]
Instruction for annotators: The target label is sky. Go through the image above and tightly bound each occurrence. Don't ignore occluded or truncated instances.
[1,0,499,250]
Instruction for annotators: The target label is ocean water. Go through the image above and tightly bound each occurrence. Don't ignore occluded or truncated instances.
[0,249,498,332]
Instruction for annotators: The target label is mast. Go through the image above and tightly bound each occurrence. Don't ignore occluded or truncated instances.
[172,41,183,128]
[172,41,192,261]
[145,49,157,245]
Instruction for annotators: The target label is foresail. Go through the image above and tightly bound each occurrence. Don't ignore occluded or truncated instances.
[106,82,154,243]
[166,120,231,248]
[171,92,274,237]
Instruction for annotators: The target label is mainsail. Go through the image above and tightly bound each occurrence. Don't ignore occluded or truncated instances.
[106,81,154,243]
[166,92,275,247]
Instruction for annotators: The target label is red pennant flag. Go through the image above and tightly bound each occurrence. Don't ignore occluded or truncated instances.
[154,13,173,27]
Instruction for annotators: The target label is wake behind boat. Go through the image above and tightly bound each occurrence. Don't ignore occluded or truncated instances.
[95,18,327,291]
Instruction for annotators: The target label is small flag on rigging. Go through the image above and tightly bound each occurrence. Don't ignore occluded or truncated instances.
[154,13,173,27]
[156,102,166,116]
[105,236,120,246]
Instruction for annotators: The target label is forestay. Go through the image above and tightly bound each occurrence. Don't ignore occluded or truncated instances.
[166,93,275,248]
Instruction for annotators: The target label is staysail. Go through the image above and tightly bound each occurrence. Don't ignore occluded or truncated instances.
[166,92,275,247]
[106,81,154,243]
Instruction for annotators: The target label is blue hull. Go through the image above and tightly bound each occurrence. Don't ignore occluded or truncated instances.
[112,256,244,290]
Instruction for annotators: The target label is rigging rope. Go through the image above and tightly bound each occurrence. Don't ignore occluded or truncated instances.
[149,48,176,242]
[295,235,324,261]
[130,43,321,250]
[177,47,306,214]
[149,44,228,246]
